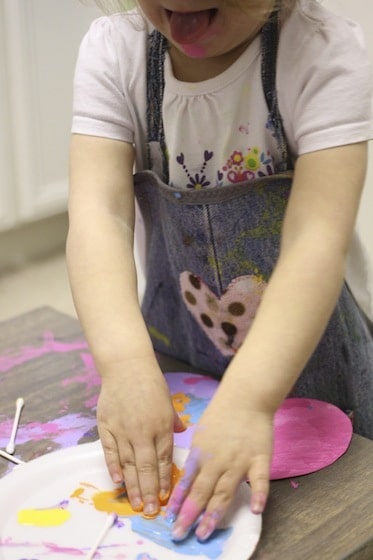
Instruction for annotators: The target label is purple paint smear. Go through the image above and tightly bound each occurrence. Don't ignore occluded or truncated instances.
[0,538,125,556]
[0,332,100,472]
[0,414,97,449]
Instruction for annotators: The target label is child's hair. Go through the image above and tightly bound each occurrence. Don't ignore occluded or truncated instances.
[89,0,297,16]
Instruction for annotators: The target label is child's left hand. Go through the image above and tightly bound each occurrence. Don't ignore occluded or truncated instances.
[165,393,273,541]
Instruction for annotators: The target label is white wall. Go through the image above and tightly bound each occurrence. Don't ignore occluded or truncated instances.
[0,0,100,230]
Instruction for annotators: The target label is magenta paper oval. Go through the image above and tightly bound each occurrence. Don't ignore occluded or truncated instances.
[165,373,353,479]
[270,397,353,479]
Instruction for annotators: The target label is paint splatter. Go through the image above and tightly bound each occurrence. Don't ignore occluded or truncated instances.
[70,463,182,517]
[148,327,170,347]
[0,332,88,373]
[0,413,97,449]
[17,507,71,527]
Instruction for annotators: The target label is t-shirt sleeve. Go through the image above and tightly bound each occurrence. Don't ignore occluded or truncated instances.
[278,4,373,157]
[71,16,134,143]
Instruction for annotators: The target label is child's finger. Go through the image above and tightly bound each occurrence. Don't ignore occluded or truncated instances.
[119,450,143,511]
[170,470,218,541]
[99,428,124,485]
[194,471,242,541]
[166,447,201,523]
[155,433,174,503]
[173,408,187,433]
[247,457,270,514]
[133,445,161,518]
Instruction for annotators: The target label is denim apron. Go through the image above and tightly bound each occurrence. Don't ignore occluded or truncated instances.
[134,15,373,438]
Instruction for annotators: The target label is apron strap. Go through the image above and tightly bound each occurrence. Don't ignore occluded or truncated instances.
[261,11,292,172]
[146,9,291,180]
[146,30,169,182]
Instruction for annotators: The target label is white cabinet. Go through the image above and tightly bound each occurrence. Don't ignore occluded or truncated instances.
[0,1,16,230]
[0,0,99,232]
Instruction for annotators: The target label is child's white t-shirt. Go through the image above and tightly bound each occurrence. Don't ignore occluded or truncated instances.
[71,0,373,320]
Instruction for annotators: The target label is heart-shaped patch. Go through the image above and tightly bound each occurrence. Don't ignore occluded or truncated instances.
[180,271,267,356]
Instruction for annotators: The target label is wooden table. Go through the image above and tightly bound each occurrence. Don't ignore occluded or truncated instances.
[0,307,372,559]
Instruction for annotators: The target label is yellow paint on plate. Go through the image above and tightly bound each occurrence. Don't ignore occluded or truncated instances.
[17,507,71,527]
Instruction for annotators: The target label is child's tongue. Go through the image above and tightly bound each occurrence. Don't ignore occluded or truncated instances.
[168,10,212,44]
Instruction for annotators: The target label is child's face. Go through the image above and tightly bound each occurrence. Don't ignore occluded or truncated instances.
[138,0,276,59]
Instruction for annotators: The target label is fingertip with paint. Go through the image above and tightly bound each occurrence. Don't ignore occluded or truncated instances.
[165,509,178,527]
[171,523,190,542]
[195,511,220,542]
[250,492,267,514]
[142,501,159,519]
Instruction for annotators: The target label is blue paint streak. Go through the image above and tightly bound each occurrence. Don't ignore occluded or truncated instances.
[131,515,232,558]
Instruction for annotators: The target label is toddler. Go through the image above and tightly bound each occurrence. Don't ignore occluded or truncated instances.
[68,0,373,542]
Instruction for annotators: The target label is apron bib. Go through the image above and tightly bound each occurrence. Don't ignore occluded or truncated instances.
[134,15,373,438]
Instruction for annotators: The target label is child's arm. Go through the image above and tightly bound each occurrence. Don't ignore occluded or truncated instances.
[167,142,368,541]
[67,134,184,516]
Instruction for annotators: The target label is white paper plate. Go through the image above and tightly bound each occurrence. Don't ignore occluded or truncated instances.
[0,441,261,559]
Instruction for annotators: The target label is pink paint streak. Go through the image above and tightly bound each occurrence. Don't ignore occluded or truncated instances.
[183,376,203,385]
[172,497,201,541]
[0,332,88,373]
[61,352,100,391]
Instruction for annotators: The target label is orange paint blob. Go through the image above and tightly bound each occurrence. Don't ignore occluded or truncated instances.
[91,463,182,517]
[172,392,191,427]
[93,487,135,516]
[70,464,183,519]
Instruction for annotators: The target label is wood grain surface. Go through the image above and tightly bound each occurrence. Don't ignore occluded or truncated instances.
[0,307,372,559]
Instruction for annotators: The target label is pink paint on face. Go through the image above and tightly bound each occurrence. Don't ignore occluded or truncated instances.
[181,43,206,58]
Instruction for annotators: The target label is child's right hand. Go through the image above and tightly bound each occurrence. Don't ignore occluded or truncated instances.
[96,359,186,516]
